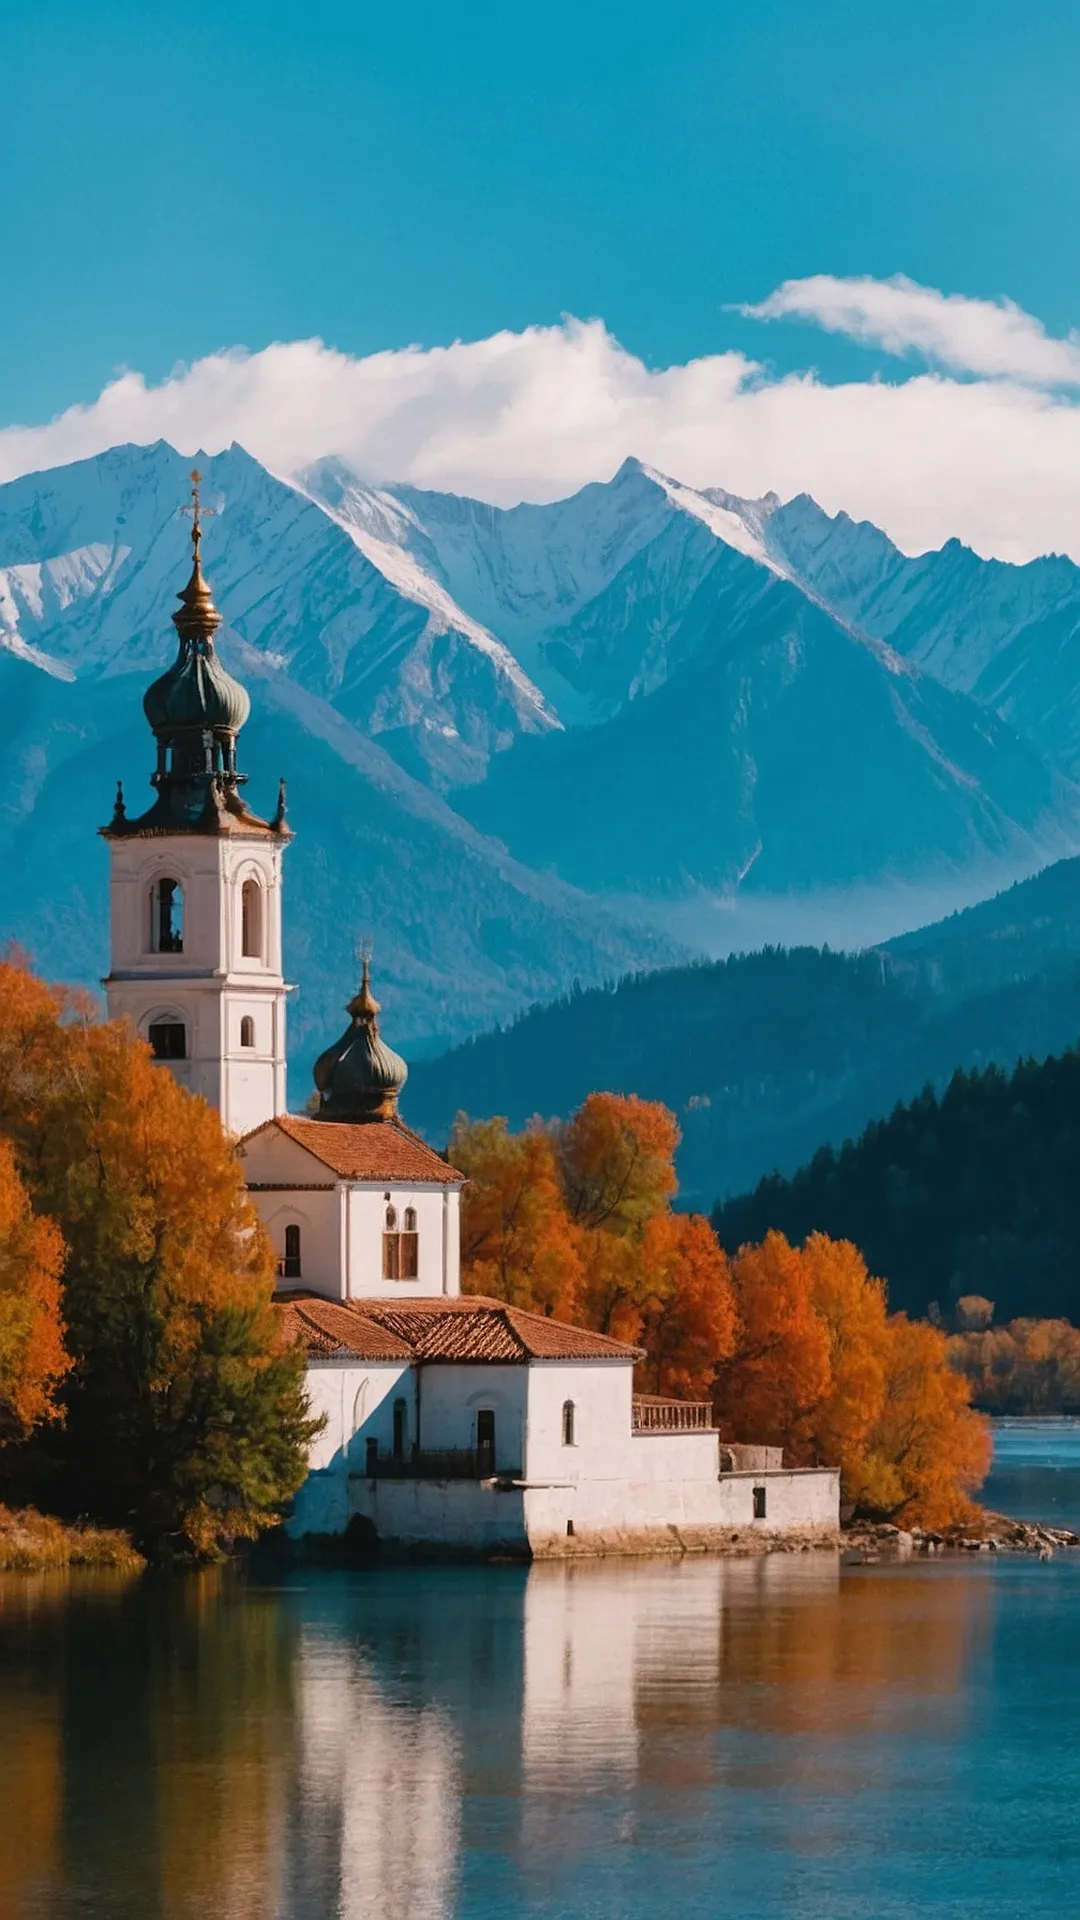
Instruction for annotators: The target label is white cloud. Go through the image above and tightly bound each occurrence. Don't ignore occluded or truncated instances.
[5,288,1080,565]
[741,273,1080,387]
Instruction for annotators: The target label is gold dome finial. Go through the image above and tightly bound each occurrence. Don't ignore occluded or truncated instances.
[174,467,222,645]
[347,946,380,1023]
[183,468,212,565]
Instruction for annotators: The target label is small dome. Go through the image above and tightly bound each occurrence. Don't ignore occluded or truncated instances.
[312,960,408,1122]
[143,641,251,735]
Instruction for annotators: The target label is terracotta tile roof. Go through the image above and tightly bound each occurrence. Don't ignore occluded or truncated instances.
[245,1114,463,1185]
[274,1291,641,1364]
[274,1292,415,1361]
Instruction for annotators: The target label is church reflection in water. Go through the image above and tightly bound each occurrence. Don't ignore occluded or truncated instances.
[0,1555,989,1919]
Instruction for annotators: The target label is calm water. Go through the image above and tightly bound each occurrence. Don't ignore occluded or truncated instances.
[5,1423,1080,1919]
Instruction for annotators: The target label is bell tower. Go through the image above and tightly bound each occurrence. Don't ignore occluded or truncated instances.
[101,470,292,1136]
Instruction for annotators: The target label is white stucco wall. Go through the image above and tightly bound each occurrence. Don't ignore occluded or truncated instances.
[523,1465,841,1552]
[105,832,289,1134]
[419,1364,528,1471]
[345,1186,460,1299]
[349,1478,528,1553]
[241,1125,462,1301]
[288,1359,415,1535]
[289,1353,841,1552]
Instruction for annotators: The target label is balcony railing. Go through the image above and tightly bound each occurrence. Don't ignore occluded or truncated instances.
[632,1395,715,1434]
[357,1445,520,1481]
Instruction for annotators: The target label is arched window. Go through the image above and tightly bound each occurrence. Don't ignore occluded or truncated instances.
[152,878,183,953]
[562,1400,576,1447]
[282,1223,302,1279]
[241,878,263,958]
[240,1015,255,1048]
[148,1017,186,1061]
[383,1203,419,1280]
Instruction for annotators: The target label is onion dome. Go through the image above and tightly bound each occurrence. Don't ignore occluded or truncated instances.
[312,958,409,1123]
[102,469,288,841]
[143,472,250,736]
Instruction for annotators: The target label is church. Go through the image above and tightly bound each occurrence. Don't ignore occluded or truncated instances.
[100,475,839,1557]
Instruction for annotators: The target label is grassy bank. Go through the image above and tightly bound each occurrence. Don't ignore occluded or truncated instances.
[0,1504,144,1573]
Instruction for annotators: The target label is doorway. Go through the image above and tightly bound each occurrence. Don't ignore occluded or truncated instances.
[476,1408,495,1467]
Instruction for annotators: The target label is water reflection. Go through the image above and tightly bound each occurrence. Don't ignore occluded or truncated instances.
[0,1552,1003,1920]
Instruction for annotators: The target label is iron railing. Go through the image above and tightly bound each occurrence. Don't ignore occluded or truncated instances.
[358,1445,520,1480]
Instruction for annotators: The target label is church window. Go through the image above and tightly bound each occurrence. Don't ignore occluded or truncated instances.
[148,1018,186,1061]
[152,878,184,953]
[283,1223,302,1279]
[562,1400,576,1447]
[383,1203,419,1280]
[240,1015,255,1048]
[241,878,263,958]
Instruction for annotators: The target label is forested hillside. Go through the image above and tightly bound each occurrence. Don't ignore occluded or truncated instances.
[407,859,1080,1205]
[713,1048,1080,1323]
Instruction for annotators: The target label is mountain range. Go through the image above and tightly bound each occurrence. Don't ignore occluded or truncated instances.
[5,438,1080,1080]
[405,855,1080,1208]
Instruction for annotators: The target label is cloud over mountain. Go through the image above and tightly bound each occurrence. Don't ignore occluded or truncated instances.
[8,280,1080,562]
[741,274,1080,387]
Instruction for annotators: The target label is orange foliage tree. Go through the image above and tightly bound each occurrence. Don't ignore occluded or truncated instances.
[714,1231,832,1448]
[450,1117,581,1318]
[558,1093,679,1232]
[860,1314,992,1529]
[453,1095,736,1399]
[717,1229,990,1525]
[0,1138,68,1445]
[0,957,319,1555]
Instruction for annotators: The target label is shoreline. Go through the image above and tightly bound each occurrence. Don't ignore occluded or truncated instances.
[0,1505,144,1573]
[843,1514,1080,1562]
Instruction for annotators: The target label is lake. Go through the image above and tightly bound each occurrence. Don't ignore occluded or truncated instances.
[4,1421,1080,1919]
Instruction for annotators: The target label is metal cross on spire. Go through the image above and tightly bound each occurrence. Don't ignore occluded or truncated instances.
[180,467,216,564]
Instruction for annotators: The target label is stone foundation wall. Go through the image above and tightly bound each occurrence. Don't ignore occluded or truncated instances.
[291,1463,842,1559]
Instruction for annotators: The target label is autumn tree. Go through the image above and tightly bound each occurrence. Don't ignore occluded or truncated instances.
[630,1212,737,1399]
[715,1231,832,1450]
[717,1229,990,1525]
[457,1094,735,1399]
[557,1093,679,1233]
[0,1137,69,1446]
[449,1116,581,1318]
[0,958,320,1556]
[860,1315,991,1528]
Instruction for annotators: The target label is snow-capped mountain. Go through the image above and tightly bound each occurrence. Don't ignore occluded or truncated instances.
[0,441,557,791]
[462,568,1080,902]
[5,436,1080,1068]
[758,495,1080,774]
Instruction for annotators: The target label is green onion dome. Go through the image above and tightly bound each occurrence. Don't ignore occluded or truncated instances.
[143,537,250,736]
[313,960,409,1122]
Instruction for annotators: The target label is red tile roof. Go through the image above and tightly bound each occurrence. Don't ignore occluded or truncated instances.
[275,1293,415,1361]
[245,1114,463,1185]
[274,1291,642,1364]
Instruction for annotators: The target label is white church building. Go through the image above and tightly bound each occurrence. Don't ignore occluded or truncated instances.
[101,476,840,1559]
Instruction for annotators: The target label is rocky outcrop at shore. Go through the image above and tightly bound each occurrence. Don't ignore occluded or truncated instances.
[843,1514,1079,1562]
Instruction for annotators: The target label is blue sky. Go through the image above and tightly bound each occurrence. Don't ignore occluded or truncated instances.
[4,0,1079,425]
[6,0,1080,565]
